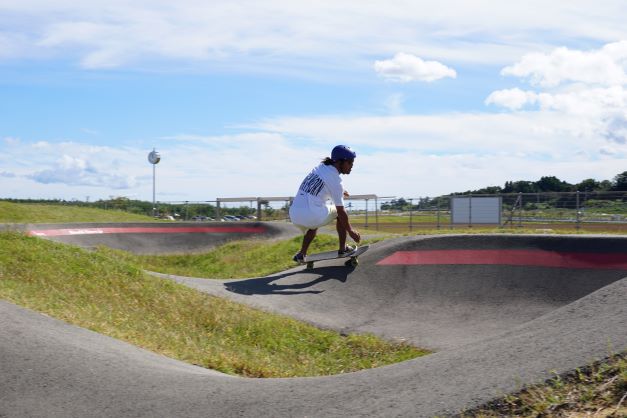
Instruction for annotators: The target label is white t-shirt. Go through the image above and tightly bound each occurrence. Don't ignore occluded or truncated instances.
[289,163,345,228]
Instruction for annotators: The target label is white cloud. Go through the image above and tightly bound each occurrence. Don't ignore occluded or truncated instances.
[32,141,51,149]
[599,146,617,156]
[81,128,101,136]
[604,115,627,144]
[501,41,627,88]
[2,136,22,146]
[254,112,591,156]
[485,88,539,110]
[487,42,627,157]
[487,85,627,119]
[374,53,456,82]
[253,110,625,180]
[0,32,32,60]
[0,142,142,192]
[0,134,312,200]
[383,93,405,114]
[29,154,138,189]
[3,1,627,73]
[1,112,626,201]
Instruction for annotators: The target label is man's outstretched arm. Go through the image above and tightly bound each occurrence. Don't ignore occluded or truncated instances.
[336,206,361,243]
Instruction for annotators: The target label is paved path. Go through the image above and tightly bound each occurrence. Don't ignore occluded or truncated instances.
[3,221,299,254]
[2,233,627,417]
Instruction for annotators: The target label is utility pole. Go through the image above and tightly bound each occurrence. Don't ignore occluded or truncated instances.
[148,148,161,217]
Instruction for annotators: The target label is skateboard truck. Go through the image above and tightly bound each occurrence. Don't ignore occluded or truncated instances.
[304,245,369,270]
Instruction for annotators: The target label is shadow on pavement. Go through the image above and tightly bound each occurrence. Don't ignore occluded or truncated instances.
[224,265,353,295]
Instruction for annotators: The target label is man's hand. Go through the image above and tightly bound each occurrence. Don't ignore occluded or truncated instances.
[343,190,350,198]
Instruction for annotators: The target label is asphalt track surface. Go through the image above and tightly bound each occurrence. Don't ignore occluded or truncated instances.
[8,221,300,254]
[2,228,627,417]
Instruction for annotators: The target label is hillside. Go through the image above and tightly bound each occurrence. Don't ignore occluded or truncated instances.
[0,201,157,223]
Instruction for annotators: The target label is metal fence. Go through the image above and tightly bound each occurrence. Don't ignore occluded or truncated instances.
[354,191,627,233]
[155,191,626,233]
[153,197,293,222]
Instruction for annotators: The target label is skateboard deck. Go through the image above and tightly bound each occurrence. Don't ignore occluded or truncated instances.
[304,245,369,269]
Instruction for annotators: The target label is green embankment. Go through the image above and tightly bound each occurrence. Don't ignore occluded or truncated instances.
[0,201,156,223]
[105,234,381,279]
[0,232,427,377]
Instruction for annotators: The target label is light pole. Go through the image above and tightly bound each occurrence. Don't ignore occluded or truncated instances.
[148,148,161,217]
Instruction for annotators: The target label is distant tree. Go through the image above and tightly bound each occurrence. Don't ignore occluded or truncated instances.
[575,178,601,192]
[417,197,432,208]
[502,180,537,193]
[599,180,613,191]
[109,196,131,210]
[396,198,408,209]
[535,176,571,192]
[480,186,503,194]
[382,198,418,211]
[612,171,627,191]
[259,200,275,217]
[460,185,503,194]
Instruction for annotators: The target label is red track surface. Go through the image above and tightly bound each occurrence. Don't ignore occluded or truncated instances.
[377,249,627,270]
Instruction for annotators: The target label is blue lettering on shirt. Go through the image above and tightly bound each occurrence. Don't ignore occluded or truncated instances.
[299,172,325,196]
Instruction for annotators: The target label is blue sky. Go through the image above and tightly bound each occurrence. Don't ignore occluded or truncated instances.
[1,1,627,202]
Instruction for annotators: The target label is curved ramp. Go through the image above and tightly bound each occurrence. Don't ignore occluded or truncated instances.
[1,234,627,417]
[18,221,300,254]
[174,234,627,350]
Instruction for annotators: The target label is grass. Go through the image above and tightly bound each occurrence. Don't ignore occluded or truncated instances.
[0,201,156,223]
[0,231,428,377]
[101,234,383,279]
[462,353,627,417]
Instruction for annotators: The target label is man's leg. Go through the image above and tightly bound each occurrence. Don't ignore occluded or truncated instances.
[300,228,317,255]
[336,217,347,251]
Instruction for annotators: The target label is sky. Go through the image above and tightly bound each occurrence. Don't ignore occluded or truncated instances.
[1,0,627,203]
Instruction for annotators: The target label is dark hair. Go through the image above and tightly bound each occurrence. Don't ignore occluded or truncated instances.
[322,157,334,165]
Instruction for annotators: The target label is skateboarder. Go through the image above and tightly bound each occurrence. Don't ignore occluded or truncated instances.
[289,145,361,264]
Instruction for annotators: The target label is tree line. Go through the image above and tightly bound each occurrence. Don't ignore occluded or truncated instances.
[381,171,626,211]
[3,171,625,216]
[0,197,258,219]
[468,171,627,195]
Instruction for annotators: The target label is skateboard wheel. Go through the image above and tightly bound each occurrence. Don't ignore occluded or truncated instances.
[345,258,359,267]
[306,261,314,269]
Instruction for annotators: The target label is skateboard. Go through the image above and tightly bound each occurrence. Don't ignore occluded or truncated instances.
[304,245,369,269]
